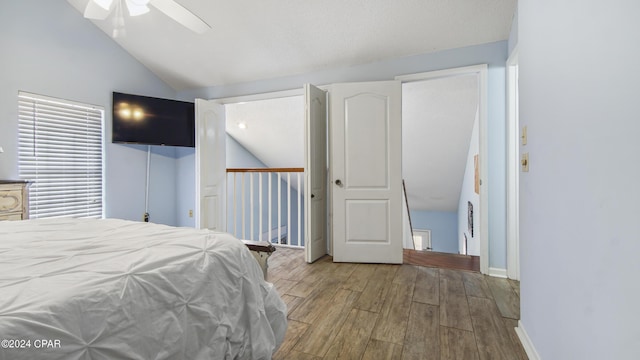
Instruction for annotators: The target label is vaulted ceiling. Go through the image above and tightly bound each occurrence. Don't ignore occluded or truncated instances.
[65,0,514,214]
[402,75,479,212]
[65,0,516,91]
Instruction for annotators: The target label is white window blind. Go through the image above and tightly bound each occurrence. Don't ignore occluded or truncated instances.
[18,91,104,219]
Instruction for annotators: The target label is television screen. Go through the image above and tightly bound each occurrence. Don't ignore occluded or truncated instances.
[112,92,195,147]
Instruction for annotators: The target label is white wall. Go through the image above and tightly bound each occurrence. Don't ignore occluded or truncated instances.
[458,112,480,255]
[0,0,179,224]
[179,41,509,269]
[519,1,640,358]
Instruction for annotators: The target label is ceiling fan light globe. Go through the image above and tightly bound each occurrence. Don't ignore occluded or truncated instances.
[93,0,114,11]
[126,3,150,17]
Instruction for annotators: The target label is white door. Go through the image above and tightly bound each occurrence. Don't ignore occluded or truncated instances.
[304,84,328,263]
[331,81,403,264]
[195,99,226,231]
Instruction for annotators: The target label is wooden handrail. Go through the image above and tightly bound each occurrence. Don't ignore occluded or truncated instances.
[227,168,304,173]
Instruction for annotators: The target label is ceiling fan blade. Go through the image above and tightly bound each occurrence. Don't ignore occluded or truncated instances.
[150,0,211,34]
[84,0,114,20]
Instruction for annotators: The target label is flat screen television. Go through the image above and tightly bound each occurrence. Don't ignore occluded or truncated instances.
[112,92,195,147]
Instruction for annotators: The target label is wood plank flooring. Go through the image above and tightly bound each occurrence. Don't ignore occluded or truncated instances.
[269,247,527,360]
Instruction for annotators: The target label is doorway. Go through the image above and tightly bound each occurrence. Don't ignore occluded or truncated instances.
[396,65,489,274]
[198,66,489,272]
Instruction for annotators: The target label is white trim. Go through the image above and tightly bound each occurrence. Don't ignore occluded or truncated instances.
[212,85,334,105]
[506,46,521,280]
[515,320,541,360]
[488,267,508,278]
[395,64,488,83]
[395,64,490,274]
[213,88,302,104]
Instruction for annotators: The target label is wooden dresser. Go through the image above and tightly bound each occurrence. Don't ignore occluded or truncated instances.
[0,180,29,221]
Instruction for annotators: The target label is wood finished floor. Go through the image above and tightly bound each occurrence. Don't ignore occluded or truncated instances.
[268,247,527,360]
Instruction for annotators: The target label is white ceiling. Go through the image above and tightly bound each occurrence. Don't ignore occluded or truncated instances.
[225,95,304,168]
[64,0,507,213]
[402,75,479,212]
[65,0,516,91]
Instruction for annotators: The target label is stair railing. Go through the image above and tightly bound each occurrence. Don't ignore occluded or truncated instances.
[227,168,305,248]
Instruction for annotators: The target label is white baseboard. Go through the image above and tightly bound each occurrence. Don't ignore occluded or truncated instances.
[515,320,541,360]
[488,267,507,278]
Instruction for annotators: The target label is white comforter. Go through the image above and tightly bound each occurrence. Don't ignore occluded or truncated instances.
[0,218,287,360]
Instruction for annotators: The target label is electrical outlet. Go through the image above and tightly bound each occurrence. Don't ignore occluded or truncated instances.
[189,210,193,218]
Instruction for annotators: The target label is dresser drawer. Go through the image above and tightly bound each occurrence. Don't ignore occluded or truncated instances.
[0,189,23,213]
[0,181,29,220]
[0,213,22,221]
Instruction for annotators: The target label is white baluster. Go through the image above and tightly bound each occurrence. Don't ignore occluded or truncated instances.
[268,173,272,243]
[259,173,263,241]
[241,172,245,239]
[232,173,237,237]
[298,172,301,248]
[287,172,291,246]
[250,173,254,240]
[277,172,282,244]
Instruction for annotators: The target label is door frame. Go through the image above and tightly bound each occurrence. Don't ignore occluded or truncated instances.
[395,64,490,274]
[506,47,520,280]
[212,89,330,256]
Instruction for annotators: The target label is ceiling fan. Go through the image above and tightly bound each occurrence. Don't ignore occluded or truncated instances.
[84,0,211,37]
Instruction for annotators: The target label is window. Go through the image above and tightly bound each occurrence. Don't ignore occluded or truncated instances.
[18,92,104,218]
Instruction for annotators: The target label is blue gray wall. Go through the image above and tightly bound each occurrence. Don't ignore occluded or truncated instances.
[410,210,458,253]
[518,1,640,358]
[0,0,179,225]
[175,147,196,227]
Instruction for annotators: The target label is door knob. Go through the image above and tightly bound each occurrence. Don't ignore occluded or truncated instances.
[335,179,342,186]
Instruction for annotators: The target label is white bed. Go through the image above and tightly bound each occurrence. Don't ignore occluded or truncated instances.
[0,218,287,360]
